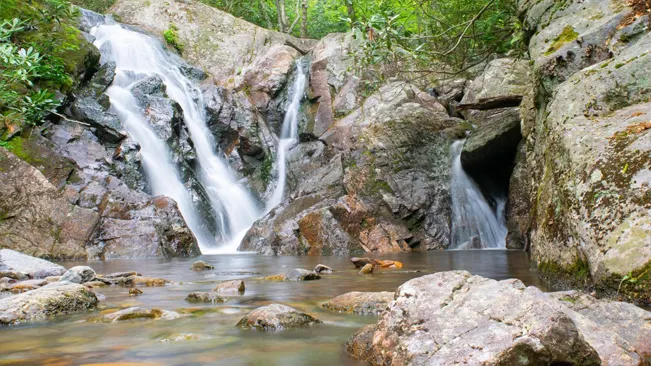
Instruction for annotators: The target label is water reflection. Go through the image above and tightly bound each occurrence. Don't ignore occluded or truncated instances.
[0,251,543,365]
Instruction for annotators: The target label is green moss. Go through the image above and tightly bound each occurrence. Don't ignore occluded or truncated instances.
[260,154,273,187]
[544,25,579,56]
[69,0,116,13]
[538,256,592,290]
[163,24,184,53]
[3,137,41,165]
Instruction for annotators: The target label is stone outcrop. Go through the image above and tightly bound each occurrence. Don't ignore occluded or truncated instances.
[109,0,315,84]
[0,283,99,325]
[347,271,650,365]
[241,81,461,255]
[516,0,651,303]
[236,304,321,330]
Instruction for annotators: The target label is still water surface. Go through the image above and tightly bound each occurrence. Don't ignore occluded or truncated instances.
[0,251,545,365]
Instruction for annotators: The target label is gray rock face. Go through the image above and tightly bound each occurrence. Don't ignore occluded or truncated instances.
[0,283,99,325]
[347,271,601,365]
[0,249,66,279]
[242,82,459,255]
[61,266,97,284]
[236,304,321,330]
[460,113,522,174]
[283,268,321,281]
[322,291,393,315]
[517,0,651,303]
[459,58,532,107]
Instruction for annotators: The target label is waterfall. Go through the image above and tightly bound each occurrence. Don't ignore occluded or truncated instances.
[93,23,260,253]
[265,62,307,211]
[449,140,507,249]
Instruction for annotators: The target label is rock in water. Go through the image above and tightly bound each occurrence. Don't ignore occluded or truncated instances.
[213,280,245,294]
[236,304,321,330]
[283,268,321,281]
[129,288,143,296]
[0,283,99,325]
[359,264,374,275]
[0,249,66,279]
[347,271,600,365]
[351,257,402,269]
[61,266,97,284]
[322,292,393,315]
[314,264,334,274]
[191,261,214,271]
[186,292,226,303]
[91,307,180,322]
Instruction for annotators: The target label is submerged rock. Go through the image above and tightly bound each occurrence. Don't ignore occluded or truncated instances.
[61,266,97,284]
[346,271,651,365]
[186,292,227,303]
[283,268,321,282]
[236,304,321,330]
[0,283,99,325]
[91,307,181,322]
[322,292,393,315]
[191,261,215,271]
[213,280,245,295]
[128,288,143,296]
[359,264,374,275]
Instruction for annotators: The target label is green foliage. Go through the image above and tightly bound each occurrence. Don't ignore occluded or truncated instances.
[1,0,82,133]
[163,24,184,53]
[69,0,116,14]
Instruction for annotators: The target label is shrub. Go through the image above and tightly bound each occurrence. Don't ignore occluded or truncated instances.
[163,24,184,53]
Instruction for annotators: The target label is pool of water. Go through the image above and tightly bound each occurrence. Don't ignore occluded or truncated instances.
[0,250,545,365]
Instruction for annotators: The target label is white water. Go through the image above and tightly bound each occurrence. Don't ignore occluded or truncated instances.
[93,23,260,253]
[449,140,507,249]
[266,62,307,211]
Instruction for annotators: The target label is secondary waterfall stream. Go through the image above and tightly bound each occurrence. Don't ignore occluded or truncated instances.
[93,22,260,253]
[266,62,307,211]
[450,140,507,249]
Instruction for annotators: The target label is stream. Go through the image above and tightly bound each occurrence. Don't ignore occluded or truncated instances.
[0,251,545,365]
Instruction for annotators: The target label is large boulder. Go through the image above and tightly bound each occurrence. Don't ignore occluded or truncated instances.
[0,249,66,278]
[110,0,315,84]
[0,283,99,325]
[518,0,651,304]
[347,271,650,364]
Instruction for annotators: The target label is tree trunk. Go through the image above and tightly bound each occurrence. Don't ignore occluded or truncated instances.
[276,0,288,32]
[300,0,308,38]
[345,0,356,26]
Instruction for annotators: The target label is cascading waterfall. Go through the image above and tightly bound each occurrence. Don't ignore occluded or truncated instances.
[93,22,260,253]
[449,140,507,249]
[266,61,307,211]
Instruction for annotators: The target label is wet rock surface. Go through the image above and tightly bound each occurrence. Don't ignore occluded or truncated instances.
[61,266,97,284]
[91,307,181,322]
[282,268,321,281]
[236,304,321,330]
[185,292,227,303]
[322,291,393,315]
[0,283,99,325]
[191,261,214,271]
[213,280,245,294]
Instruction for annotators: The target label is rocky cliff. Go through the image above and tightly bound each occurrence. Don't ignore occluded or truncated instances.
[514,0,650,304]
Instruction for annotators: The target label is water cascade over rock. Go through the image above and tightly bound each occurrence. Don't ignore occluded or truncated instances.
[266,62,307,211]
[92,22,260,253]
[450,140,507,249]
